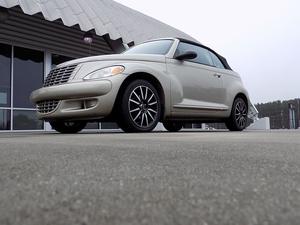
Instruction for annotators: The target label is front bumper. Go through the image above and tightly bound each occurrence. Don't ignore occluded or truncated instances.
[30,80,119,121]
[31,80,112,103]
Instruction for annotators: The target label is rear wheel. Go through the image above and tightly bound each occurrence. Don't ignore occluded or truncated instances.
[163,121,183,132]
[117,79,161,133]
[225,97,248,131]
[50,121,87,134]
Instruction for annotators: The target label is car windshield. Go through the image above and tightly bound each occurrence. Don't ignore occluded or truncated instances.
[123,40,174,55]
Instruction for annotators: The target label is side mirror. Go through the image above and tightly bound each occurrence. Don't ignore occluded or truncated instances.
[175,51,197,60]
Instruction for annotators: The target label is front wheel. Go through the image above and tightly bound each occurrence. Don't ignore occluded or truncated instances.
[50,121,87,134]
[117,79,161,133]
[225,97,248,131]
[163,121,183,132]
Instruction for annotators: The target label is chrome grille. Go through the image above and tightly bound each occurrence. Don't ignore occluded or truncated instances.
[44,65,77,87]
[37,100,60,114]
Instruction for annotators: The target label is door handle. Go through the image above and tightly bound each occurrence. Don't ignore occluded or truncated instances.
[214,73,222,78]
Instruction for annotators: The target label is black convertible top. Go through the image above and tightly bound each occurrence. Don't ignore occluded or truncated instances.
[176,38,233,70]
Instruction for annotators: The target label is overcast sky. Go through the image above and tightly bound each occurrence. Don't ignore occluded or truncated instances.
[115,0,299,104]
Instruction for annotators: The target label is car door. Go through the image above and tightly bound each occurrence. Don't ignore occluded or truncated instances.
[166,42,227,116]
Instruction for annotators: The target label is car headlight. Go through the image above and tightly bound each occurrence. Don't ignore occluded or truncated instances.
[83,66,125,80]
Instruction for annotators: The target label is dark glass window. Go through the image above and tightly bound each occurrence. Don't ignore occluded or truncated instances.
[0,43,11,107]
[175,42,214,66]
[85,122,99,129]
[101,122,119,129]
[0,109,11,130]
[13,47,44,108]
[52,54,74,68]
[209,52,225,69]
[183,123,193,129]
[123,40,174,55]
[13,110,43,130]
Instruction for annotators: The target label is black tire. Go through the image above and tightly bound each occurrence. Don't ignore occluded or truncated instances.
[117,79,161,133]
[163,121,183,132]
[225,97,248,131]
[50,121,87,134]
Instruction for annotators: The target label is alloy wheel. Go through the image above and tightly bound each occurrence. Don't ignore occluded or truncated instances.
[128,85,159,128]
[50,121,86,134]
[234,100,248,128]
[64,122,76,127]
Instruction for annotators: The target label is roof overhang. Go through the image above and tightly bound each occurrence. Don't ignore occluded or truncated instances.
[0,0,197,45]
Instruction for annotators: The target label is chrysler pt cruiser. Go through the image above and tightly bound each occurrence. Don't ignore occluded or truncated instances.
[31,38,249,133]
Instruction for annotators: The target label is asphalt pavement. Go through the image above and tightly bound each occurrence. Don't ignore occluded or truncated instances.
[0,130,300,225]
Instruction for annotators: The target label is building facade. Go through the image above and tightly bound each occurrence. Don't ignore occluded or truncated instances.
[0,0,195,131]
[255,99,300,129]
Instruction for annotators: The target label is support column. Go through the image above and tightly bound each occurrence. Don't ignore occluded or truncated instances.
[44,52,52,131]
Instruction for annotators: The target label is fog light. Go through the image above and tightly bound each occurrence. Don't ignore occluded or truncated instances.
[84,99,97,109]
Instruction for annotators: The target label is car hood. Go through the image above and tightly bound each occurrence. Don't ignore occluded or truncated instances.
[58,54,167,68]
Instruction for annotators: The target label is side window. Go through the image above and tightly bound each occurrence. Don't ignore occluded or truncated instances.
[209,52,225,69]
[175,42,214,66]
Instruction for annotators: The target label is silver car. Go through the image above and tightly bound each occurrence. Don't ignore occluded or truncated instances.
[31,38,249,133]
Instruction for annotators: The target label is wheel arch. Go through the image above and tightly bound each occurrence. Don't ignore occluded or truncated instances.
[234,92,249,110]
[113,72,166,121]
